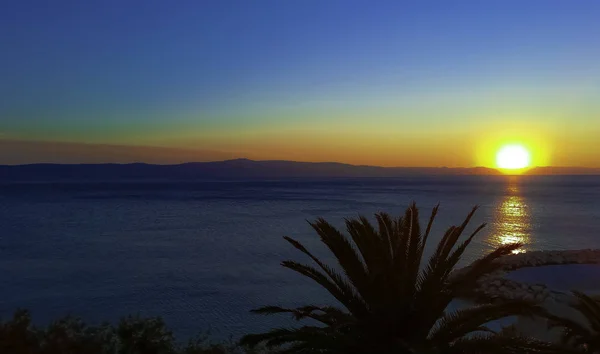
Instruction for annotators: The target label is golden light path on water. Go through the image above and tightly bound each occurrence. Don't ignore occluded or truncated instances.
[491,182,531,254]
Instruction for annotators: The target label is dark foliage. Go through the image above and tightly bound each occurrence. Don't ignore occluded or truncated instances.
[0,310,260,354]
[241,203,569,353]
[548,291,600,353]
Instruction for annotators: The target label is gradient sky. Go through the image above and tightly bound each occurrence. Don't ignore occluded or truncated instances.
[1,0,599,166]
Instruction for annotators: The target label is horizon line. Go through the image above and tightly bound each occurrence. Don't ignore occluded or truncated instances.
[2,158,599,171]
[2,139,600,170]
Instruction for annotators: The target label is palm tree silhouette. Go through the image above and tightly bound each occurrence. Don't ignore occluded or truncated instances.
[549,291,600,353]
[241,203,568,354]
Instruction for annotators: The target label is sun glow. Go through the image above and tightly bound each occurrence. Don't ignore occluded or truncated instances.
[496,144,531,170]
[474,121,552,170]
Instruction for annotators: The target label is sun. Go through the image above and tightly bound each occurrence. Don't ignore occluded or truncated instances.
[496,144,531,170]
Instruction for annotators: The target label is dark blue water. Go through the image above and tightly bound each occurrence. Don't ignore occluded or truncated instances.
[507,264,600,292]
[1,176,599,339]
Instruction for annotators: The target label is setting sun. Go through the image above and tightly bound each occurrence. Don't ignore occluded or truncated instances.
[496,144,531,170]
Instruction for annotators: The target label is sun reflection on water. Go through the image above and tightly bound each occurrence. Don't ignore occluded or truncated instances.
[492,183,530,254]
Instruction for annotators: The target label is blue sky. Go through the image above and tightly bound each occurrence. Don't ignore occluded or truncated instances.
[1,0,599,166]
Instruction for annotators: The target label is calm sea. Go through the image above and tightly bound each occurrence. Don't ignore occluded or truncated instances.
[1,176,599,339]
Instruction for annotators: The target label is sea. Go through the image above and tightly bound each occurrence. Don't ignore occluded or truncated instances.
[1,175,599,339]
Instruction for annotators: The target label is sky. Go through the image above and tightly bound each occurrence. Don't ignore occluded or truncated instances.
[1,0,599,167]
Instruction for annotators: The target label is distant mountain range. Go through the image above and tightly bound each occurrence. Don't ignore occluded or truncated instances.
[0,159,598,181]
[0,139,242,164]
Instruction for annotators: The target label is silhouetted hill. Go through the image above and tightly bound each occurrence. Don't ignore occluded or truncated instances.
[0,139,243,164]
[0,159,502,181]
[525,166,600,175]
[0,160,597,181]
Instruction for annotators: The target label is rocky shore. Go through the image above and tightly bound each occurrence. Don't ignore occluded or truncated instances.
[459,249,600,304]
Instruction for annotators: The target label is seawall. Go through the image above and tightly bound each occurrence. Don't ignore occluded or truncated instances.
[459,249,600,303]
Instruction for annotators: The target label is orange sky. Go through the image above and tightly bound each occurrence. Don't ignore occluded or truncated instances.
[2,2,599,167]
[2,124,598,168]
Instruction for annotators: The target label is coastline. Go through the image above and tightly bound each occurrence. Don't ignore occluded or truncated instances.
[456,249,600,341]
[465,249,600,303]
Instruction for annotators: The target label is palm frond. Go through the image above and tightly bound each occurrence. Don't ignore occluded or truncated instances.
[444,222,488,275]
[428,206,477,270]
[547,291,600,351]
[572,290,600,333]
[345,216,387,279]
[375,212,395,262]
[417,226,460,297]
[250,305,353,327]
[413,209,485,335]
[449,242,522,293]
[306,220,375,306]
[429,300,546,344]
[391,212,410,278]
[280,261,367,317]
[547,313,592,347]
[402,203,425,302]
[440,207,479,261]
[422,203,440,248]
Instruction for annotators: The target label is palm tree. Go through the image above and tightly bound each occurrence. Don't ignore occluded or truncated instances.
[548,291,600,353]
[240,203,566,354]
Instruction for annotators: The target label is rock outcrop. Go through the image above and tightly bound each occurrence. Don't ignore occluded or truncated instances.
[456,249,600,303]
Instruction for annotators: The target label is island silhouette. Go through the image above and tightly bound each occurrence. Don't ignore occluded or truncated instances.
[1,159,598,182]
